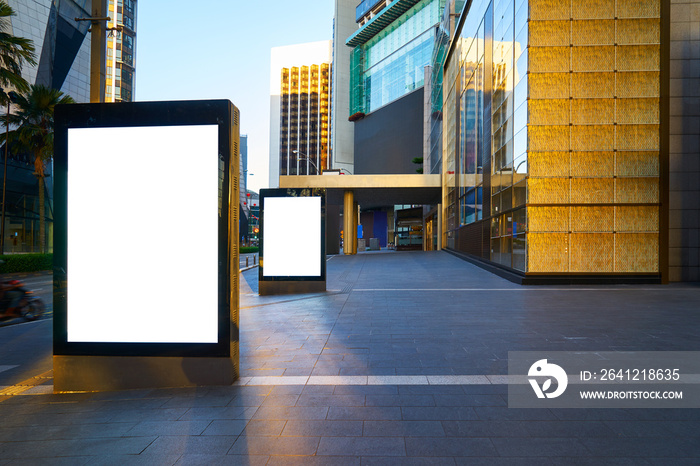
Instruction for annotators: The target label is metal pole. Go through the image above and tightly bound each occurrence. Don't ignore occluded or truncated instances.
[0,101,8,255]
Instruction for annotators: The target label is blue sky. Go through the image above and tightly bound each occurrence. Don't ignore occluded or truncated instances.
[136,1,336,192]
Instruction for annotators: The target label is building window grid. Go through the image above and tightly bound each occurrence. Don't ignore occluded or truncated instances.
[448,0,661,273]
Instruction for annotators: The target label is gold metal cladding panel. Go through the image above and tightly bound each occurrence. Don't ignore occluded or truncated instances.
[616,151,659,176]
[615,233,659,272]
[572,46,615,72]
[615,206,659,232]
[571,99,615,125]
[528,233,570,272]
[616,72,659,98]
[529,207,570,232]
[572,72,615,98]
[528,178,570,204]
[616,124,660,151]
[571,125,615,151]
[571,178,615,204]
[617,19,660,45]
[572,20,615,45]
[616,177,660,203]
[530,0,570,20]
[529,47,570,73]
[529,152,570,177]
[616,0,660,19]
[530,73,570,99]
[529,99,570,125]
[529,125,570,151]
[616,98,660,124]
[570,233,614,272]
[571,206,615,232]
[573,0,615,19]
[571,151,614,177]
[530,21,570,46]
[616,45,660,72]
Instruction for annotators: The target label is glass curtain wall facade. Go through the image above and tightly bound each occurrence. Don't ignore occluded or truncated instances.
[444,0,661,276]
[105,0,137,102]
[350,0,443,115]
[279,64,332,176]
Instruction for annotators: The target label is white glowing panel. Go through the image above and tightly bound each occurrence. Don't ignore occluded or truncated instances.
[263,197,321,277]
[67,125,219,343]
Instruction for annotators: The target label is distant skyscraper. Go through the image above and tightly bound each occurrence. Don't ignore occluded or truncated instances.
[7,0,93,102]
[105,0,137,102]
[269,41,332,187]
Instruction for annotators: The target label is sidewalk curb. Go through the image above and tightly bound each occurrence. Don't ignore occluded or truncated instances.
[239,265,258,273]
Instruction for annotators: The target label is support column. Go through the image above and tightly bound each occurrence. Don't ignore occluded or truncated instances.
[343,190,354,255]
[437,203,442,251]
[353,201,359,255]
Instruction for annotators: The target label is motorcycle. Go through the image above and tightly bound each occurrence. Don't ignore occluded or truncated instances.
[0,278,45,322]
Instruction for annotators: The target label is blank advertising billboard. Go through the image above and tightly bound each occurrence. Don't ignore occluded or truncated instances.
[67,125,219,343]
[262,196,322,277]
[53,100,238,359]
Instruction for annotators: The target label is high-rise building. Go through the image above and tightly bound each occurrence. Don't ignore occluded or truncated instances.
[330,0,357,175]
[6,0,93,102]
[439,0,700,283]
[269,41,332,187]
[105,0,137,102]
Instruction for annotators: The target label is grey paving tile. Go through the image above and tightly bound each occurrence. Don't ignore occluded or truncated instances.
[334,385,399,395]
[269,385,306,395]
[546,459,653,466]
[318,436,406,456]
[453,459,554,466]
[176,454,269,465]
[126,420,210,436]
[604,420,700,437]
[267,456,360,466]
[0,437,157,459]
[491,437,591,457]
[401,407,478,421]
[9,457,94,466]
[361,458,456,466]
[106,408,190,423]
[442,420,615,438]
[473,407,557,421]
[580,437,700,458]
[296,395,366,407]
[226,395,266,407]
[365,395,435,407]
[228,435,320,455]
[0,422,137,441]
[84,454,181,465]
[405,437,497,457]
[398,386,466,395]
[252,406,329,420]
[201,420,249,436]
[178,406,257,421]
[328,407,402,421]
[240,419,287,436]
[160,396,234,408]
[433,394,506,407]
[282,420,363,437]
[260,395,300,407]
[141,435,237,456]
[363,421,445,437]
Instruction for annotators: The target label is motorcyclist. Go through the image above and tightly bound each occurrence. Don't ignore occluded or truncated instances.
[0,279,24,316]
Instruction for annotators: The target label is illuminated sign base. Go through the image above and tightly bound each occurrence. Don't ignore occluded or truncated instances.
[53,100,240,392]
[53,354,238,392]
[258,189,326,296]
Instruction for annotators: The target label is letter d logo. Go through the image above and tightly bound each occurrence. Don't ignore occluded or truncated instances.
[528,359,568,399]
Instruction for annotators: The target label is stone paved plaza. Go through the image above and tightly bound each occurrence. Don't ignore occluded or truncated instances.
[1,251,699,464]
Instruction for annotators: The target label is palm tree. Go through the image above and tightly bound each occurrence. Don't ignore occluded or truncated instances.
[0,85,75,253]
[0,1,36,100]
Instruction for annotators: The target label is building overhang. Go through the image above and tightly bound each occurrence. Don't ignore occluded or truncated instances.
[346,0,422,48]
[279,174,441,209]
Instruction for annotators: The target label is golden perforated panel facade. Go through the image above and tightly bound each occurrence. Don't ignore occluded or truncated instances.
[527,0,661,274]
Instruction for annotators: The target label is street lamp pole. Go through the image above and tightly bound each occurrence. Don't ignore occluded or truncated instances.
[292,149,321,175]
